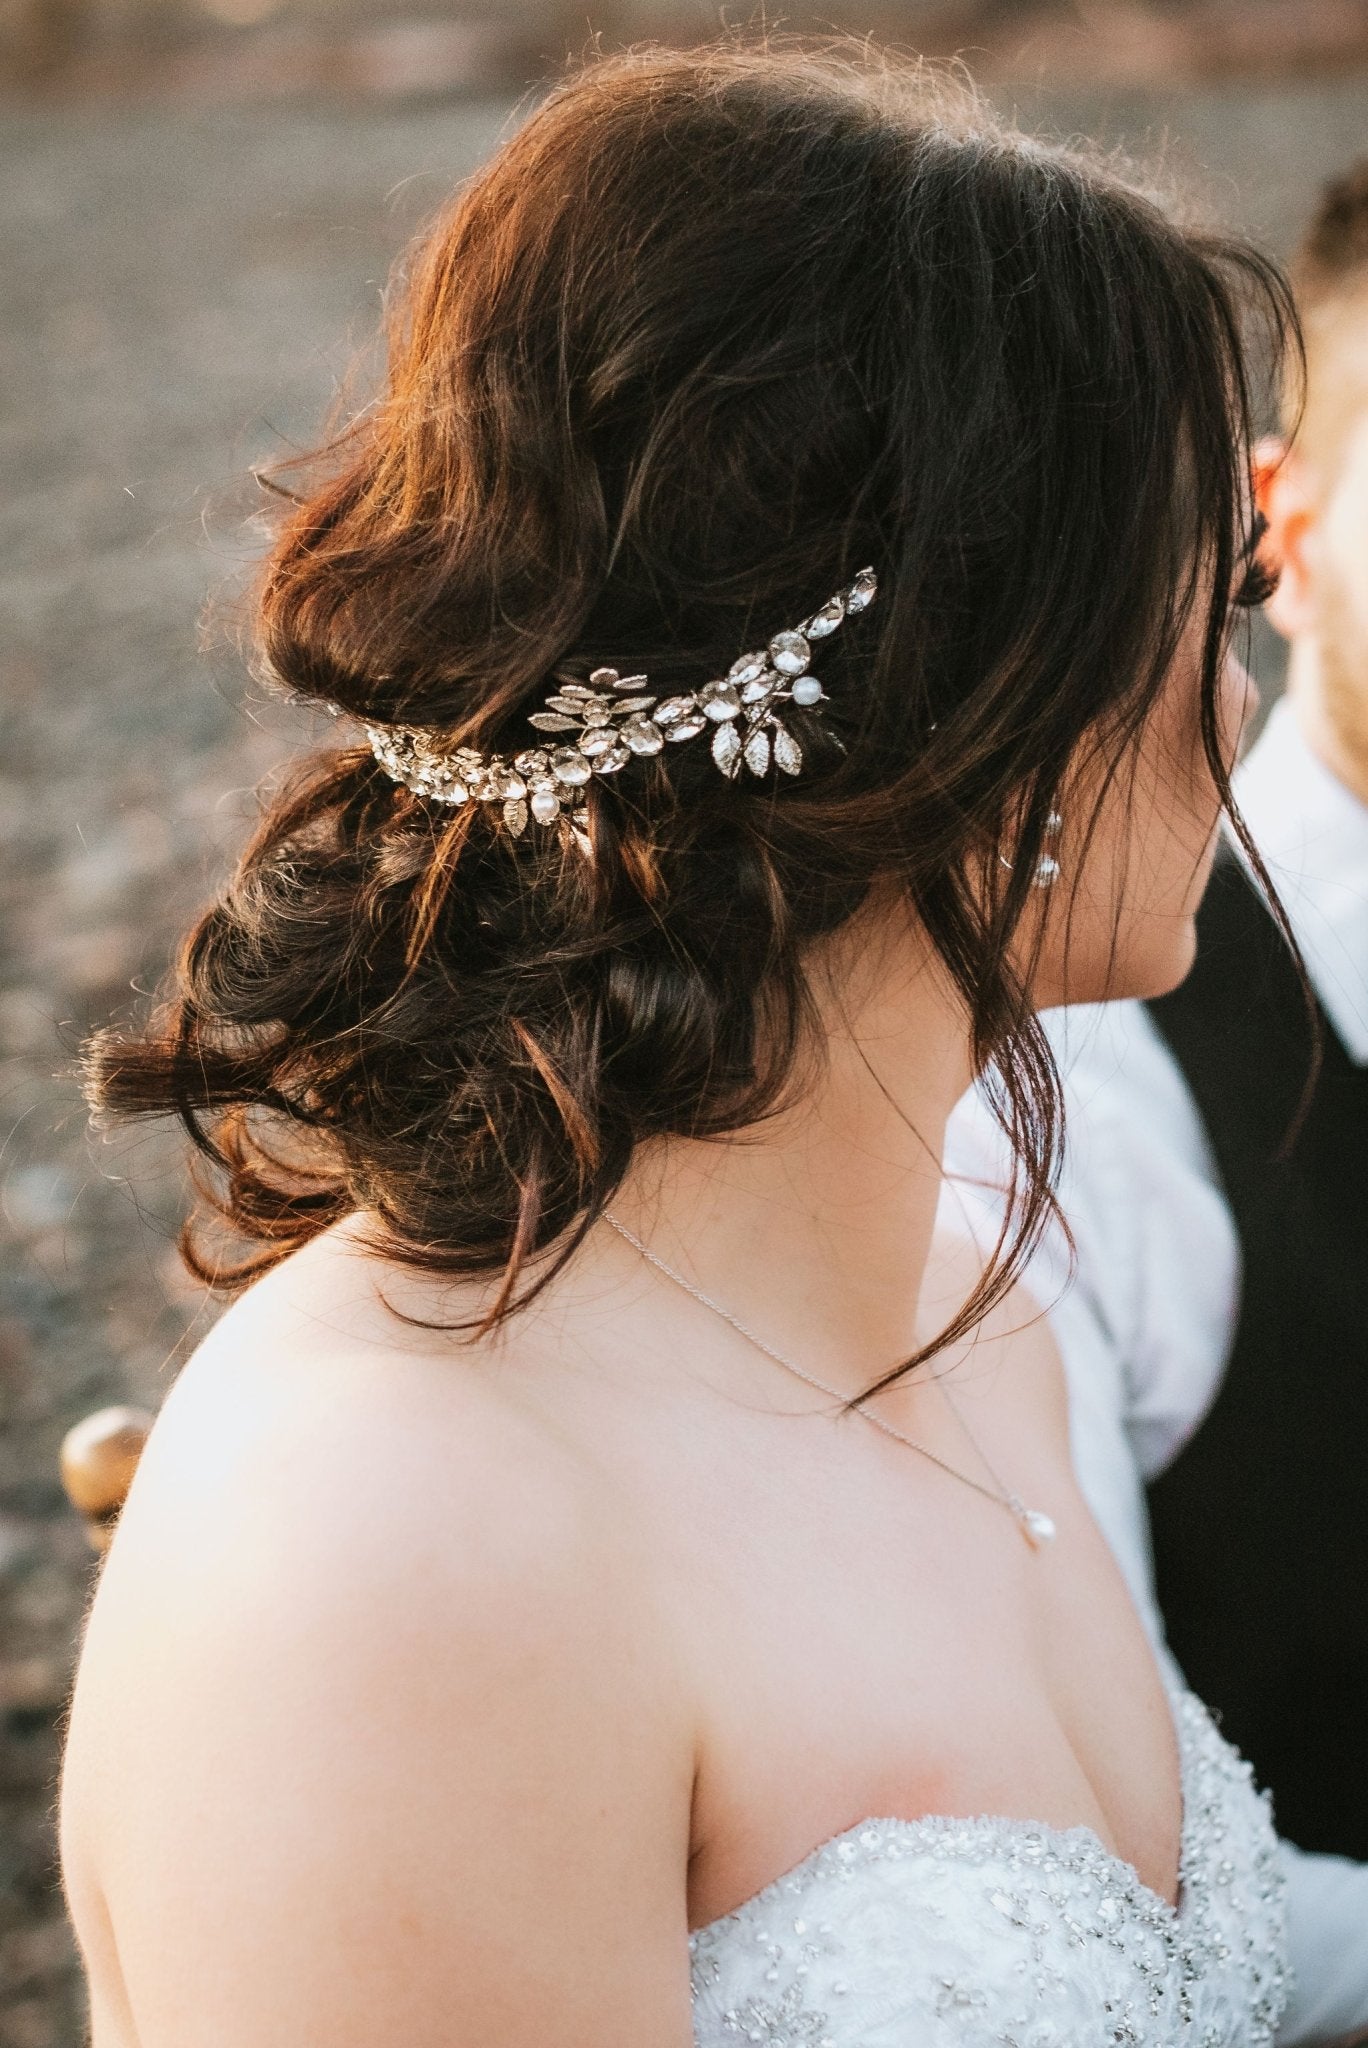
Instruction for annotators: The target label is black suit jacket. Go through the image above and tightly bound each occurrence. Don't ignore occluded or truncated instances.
[1147,855,1368,1857]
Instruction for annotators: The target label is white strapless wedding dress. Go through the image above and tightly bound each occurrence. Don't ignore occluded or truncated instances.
[690,1686,1288,2046]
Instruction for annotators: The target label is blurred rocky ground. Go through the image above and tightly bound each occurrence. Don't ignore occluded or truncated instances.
[2,20,1367,2045]
[8,0,1368,101]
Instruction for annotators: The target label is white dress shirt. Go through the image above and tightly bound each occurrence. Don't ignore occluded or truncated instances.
[942,701,1368,2041]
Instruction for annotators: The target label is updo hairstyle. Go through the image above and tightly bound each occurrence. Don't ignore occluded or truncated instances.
[88,41,1293,1358]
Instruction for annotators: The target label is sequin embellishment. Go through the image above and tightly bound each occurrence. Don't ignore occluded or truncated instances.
[689,1688,1287,2045]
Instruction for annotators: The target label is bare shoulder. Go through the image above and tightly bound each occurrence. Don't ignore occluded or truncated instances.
[74,1228,642,1678]
[62,1226,698,2047]
[99,1224,621,1573]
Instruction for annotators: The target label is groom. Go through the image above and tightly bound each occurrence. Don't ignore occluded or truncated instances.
[1049,159,1368,1863]
[1142,160,1368,1865]
[940,158,1368,2027]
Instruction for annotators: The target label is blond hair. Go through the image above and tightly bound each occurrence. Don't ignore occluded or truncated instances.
[1287,159,1368,481]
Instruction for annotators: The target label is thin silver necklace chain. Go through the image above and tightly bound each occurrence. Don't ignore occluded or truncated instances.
[602,1211,1057,1550]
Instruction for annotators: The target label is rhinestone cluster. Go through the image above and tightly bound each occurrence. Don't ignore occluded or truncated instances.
[363,568,877,839]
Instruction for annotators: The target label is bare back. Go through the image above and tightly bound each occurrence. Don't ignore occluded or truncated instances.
[61,1214,1183,2047]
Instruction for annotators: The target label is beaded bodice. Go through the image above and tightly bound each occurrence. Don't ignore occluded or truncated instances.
[689,1688,1287,2046]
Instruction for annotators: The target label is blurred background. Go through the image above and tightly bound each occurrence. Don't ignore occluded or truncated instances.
[2,2,1367,2042]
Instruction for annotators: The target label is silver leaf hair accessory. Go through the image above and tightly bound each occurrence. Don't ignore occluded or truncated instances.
[363,567,877,839]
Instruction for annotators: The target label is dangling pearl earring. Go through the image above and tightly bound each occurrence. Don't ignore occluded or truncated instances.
[1000,809,1063,889]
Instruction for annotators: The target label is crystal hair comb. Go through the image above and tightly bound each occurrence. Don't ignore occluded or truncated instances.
[364,567,877,840]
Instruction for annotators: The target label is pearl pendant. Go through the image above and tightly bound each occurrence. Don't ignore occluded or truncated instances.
[1020,1507,1057,1548]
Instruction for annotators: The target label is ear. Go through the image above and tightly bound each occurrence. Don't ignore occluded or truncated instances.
[1252,434,1317,642]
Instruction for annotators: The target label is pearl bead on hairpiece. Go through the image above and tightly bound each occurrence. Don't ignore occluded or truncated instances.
[363,567,877,842]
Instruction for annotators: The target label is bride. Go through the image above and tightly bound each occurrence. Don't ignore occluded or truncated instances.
[61,40,1297,2045]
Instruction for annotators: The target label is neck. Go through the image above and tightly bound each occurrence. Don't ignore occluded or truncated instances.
[1286,636,1368,809]
[606,893,974,1392]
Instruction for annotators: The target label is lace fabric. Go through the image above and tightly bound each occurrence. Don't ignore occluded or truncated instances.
[689,1689,1288,2046]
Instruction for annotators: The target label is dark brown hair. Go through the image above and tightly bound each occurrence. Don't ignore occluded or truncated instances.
[88,41,1293,1371]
